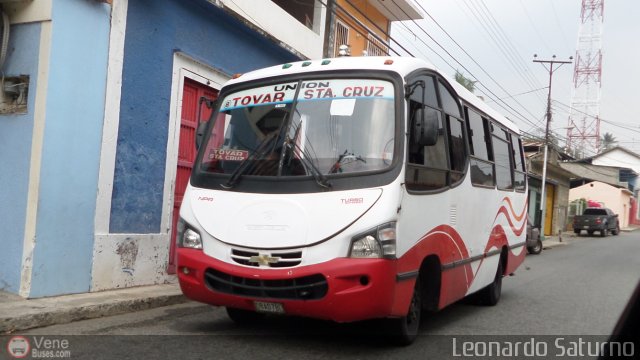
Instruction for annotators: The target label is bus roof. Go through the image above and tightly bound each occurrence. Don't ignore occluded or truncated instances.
[227,56,520,134]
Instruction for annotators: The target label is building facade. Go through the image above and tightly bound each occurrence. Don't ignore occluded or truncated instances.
[524,143,575,236]
[0,0,111,298]
[326,0,421,57]
[571,146,640,226]
[569,181,632,229]
[0,0,324,298]
[1,0,425,298]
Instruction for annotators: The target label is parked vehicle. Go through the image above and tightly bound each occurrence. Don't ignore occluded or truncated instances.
[176,57,528,345]
[526,219,542,254]
[573,207,620,237]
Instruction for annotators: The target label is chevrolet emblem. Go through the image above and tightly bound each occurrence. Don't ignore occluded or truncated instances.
[248,254,281,266]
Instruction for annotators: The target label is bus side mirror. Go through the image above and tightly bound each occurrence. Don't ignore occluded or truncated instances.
[195,97,218,150]
[412,107,439,146]
[196,121,207,150]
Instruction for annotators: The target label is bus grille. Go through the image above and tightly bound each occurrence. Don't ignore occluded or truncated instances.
[230,248,303,268]
[204,269,328,300]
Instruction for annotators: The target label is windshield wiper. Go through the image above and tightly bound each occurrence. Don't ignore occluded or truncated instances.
[220,132,279,189]
[286,135,332,189]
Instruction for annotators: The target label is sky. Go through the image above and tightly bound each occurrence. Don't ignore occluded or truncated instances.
[390,0,639,157]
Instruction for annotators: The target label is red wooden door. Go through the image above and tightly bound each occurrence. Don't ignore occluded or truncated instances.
[169,78,218,273]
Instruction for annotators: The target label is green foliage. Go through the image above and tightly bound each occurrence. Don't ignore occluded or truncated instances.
[454,70,476,93]
[600,132,617,152]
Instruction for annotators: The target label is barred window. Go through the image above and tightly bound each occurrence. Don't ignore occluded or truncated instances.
[366,34,389,56]
[334,20,349,57]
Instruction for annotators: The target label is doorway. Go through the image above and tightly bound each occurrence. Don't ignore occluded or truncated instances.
[168,78,218,273]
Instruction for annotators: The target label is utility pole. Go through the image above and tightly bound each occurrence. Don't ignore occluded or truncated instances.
[322,0,336,58]
[533,54,572,240]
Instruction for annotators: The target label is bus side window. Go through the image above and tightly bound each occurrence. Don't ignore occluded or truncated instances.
[439,82,466,184]
[406,75,448,191]
[405,76,468,191]
[511,134,526,191]
[438,80,462,118]
[466,107,495,187]
[492,123,514,191]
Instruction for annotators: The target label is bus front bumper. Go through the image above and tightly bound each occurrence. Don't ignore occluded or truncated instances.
[177,249,414,323]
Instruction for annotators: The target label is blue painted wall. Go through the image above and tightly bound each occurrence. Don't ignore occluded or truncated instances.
[0,23,41,294]
[28,0,111,297]
[110,0,300,233]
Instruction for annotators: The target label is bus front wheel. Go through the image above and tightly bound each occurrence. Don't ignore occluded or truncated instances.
[388,277,422,346]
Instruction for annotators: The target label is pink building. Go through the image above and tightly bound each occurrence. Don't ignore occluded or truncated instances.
[569,181,632,228]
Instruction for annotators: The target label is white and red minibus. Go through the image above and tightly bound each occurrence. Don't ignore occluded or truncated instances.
[176,56,527,344]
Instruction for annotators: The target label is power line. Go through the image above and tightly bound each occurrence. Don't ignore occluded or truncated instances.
[519,0,553,54]
[554,100,640,135]
[428,0,547,108]
[547,0,573,50]
[392,26,437,62]
[468,0,548,105]
[486,86,548,104]
[322,0,551,139]
[390,0,544,131]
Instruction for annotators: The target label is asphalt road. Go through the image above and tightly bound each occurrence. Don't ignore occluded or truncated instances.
[18,231,640,359]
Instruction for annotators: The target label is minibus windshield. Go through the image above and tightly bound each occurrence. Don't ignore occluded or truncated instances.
[199,79,395,181]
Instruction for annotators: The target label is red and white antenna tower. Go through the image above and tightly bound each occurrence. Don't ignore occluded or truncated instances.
[566,0,604,157]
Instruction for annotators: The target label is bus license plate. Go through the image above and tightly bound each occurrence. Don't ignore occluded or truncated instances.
[254,301,285,314]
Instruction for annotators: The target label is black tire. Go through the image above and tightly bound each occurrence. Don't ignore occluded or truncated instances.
[388,277,422,346]
[226,307,265,324]
[477,260,503,306]
[600,228,608,237]
[612,225,620,235]
[574,229,581,236]
[527,239,543,255]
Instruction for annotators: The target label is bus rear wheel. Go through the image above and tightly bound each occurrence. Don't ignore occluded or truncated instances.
[388,277,422,346]
[477,260,503,306]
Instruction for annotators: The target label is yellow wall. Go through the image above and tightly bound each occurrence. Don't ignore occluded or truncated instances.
[544,184,555,236]
[335,0,390,57]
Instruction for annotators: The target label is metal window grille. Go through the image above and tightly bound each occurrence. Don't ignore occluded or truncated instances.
[366,34,389,56]
[334,20,350,56]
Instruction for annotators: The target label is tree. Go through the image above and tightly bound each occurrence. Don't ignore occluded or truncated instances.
[454,70,476,93]
[600,132,617,152]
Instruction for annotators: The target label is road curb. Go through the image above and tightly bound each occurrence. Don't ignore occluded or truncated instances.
[0,285,189,334]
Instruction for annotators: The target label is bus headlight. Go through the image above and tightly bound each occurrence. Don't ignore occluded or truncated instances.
[350,235,381,258]
[349,222,396,259]
[177,218,203,250]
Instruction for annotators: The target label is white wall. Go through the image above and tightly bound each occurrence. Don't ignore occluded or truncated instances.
[593,149,640,174]
[218,0,326,59]
[92,48,230,291]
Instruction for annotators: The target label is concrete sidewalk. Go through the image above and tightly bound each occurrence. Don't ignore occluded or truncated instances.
[0,283,188,334]
[541,225,639,250]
